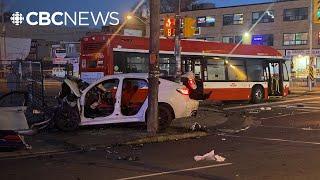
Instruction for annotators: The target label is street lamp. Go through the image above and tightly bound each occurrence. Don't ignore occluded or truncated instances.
[125,14,147,25]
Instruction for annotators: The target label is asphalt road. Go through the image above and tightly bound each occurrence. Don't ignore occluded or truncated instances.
[1,95,320,180]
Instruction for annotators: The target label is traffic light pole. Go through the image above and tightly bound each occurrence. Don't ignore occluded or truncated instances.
[309,0,314,91]
[174,0,182,83]
[147,0,160,134]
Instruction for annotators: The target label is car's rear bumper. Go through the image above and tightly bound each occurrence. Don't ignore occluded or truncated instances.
[177,99,199,118]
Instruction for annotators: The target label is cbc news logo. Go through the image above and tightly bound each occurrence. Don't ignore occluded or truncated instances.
[9,11,120,26]
[10,12,24,26]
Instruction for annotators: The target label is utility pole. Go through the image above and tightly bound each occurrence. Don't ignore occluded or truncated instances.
[0,0,5,60]
[174,0,182,82]
[147,0,160,134]
[308,0,314,91]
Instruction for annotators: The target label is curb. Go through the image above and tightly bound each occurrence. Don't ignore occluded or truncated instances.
[124,131,209,145]
[0,132,210,160]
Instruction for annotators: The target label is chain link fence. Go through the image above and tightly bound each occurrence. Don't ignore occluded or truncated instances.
[0,60,45,124]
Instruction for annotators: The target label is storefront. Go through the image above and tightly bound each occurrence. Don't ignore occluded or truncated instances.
[285,49,320,79]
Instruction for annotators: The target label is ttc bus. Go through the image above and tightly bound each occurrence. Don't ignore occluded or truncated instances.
[80,34,289,103]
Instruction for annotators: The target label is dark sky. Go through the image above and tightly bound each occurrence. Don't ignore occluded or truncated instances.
[6,0,271,14]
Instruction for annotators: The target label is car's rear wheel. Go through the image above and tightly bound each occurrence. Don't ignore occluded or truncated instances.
[251,86,264,104]
[158,104,174,131]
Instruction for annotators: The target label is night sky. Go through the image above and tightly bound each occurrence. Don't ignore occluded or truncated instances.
[6,0,271,14]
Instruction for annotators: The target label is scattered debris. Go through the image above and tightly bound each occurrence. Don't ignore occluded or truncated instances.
[248,110,260,114]
[194,150,226,162]
[260,107,272,111]
[302,127,313,131]
[221,138,226,141]
[265,107,272,111]
[191,122,207,132]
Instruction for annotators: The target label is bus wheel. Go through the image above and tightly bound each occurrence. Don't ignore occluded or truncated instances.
[251,86,264,104]
[158,104,174,132]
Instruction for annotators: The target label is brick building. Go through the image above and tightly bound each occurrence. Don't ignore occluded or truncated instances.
[150,0,320,80]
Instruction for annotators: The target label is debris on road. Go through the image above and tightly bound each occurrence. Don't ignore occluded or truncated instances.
[248,109,260,114]
[194,149,226,162]
[190,122,207,132]
[221,138,226,141]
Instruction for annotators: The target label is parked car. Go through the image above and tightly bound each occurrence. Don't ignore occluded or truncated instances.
[54,73,199,131]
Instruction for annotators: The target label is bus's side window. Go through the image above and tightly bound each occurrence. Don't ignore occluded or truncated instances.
[247,60,264,82]
[159,54,175,77]
[206,58,226,81]
[226,59,247,81]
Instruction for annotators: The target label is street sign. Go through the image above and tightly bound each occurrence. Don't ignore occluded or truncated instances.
[164,17,176,37]
[313,0,320,23]
[309,57,316,81]
[183,17,196,38]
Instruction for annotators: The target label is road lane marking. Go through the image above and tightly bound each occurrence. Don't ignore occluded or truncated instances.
[224,96,320,110]
[115,163,233,180]
[221,134,320,145]
[259,111,312,120]
[258,125,320,131]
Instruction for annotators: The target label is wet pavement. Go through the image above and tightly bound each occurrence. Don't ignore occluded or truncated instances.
[1,94,320,179]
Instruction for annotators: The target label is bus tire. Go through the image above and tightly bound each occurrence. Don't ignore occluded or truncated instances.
[251,85,264,104]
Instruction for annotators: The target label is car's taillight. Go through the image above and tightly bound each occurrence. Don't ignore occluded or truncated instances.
[177,87,190,95]
[188,79,197,90]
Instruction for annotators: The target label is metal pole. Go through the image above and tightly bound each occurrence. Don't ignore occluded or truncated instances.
[309,0,313,91]
[175,0,181,82]
[147,0,160,134]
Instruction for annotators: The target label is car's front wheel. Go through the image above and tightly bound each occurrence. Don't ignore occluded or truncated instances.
[55,105,80,132]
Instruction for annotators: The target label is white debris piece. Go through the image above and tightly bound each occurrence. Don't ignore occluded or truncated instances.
[265,107,272,111]
[194,150,226,162]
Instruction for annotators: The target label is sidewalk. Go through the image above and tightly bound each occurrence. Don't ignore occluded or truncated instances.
[0,109,233,159]
[290,86,320,95]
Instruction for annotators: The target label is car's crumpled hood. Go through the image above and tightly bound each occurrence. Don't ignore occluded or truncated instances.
[64,79,81,97]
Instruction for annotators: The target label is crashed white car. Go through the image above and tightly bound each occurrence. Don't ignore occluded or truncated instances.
[54,73,199,131]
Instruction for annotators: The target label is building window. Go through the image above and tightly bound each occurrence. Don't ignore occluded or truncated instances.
[197,16,215,27]
[223,14,243,25]
[284,7,308,21]
[252,10,274,24]
[252,34,274,46]
[222,36,242,43]
[283,33,308,45]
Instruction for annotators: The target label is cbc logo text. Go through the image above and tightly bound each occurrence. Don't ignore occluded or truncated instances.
[10,11,120,26]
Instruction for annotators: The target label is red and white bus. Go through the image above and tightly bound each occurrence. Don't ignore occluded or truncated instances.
[80,34,289,102]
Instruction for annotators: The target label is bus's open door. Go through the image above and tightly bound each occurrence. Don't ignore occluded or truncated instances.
[264,60,286,97]
[182,57,210,100]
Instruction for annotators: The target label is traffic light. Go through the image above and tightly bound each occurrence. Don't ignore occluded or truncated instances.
[163,17,176,37]
[313,0,320,23]
[183,17,196,38]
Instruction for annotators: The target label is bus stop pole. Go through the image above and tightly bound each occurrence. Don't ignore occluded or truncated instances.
[147,0,160,134]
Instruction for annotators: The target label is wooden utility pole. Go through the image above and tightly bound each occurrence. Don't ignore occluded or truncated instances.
[174,0,182,82]
[147,0,160,134]
[0,0,5,60]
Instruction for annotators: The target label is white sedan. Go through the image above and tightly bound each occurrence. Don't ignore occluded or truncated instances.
[54,73,199,131]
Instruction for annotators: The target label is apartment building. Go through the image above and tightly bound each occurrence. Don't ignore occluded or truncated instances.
[153,0,319,79]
